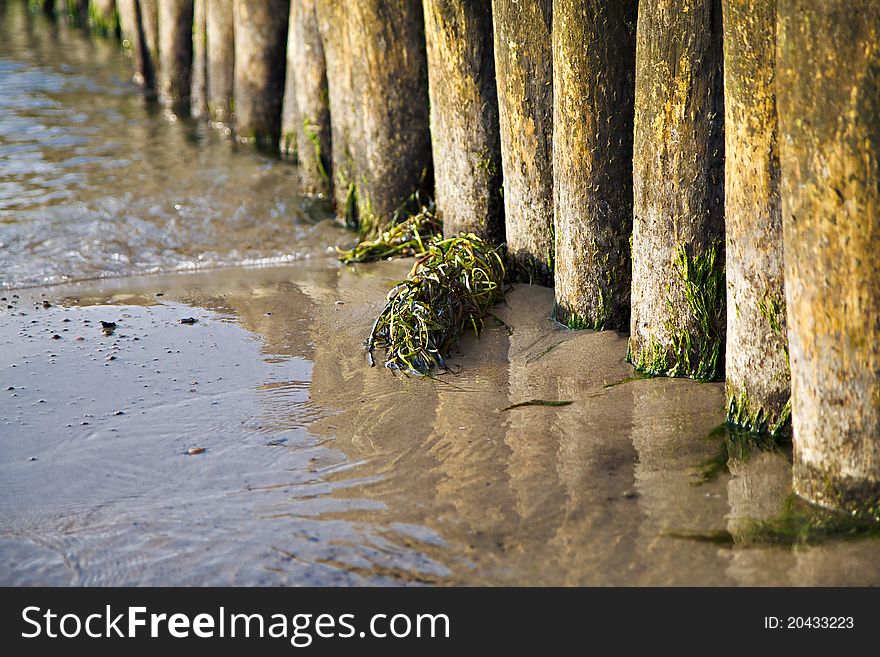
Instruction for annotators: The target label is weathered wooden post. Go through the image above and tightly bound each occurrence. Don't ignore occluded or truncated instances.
[117,0,156,90]
[315,0,431,234]
[491,0,553,284]
[158,0,194,115]
[777,0,880,511]
[139,0,160,73]
[206,0,234,124]
[722,0,789,433]
[294,0,331,196]
[629,0,725,379]
[552,0,636,331]
[279,2,299,161]
[283,0,332,194]
[422,0,503,244]
[88,0,119,36]
[191,0,208,118]
[232,0,290,148]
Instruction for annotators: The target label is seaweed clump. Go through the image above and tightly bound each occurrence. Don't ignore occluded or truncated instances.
[367,235,506,374]
[337,208,441,264]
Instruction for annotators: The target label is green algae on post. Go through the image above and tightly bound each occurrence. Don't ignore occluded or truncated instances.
[367,235,506,374]
[501,399,573,411]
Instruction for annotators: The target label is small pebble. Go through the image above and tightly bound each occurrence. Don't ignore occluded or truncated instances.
[187,447,206,455]
[51,334,62,340]
[180,317,198,325]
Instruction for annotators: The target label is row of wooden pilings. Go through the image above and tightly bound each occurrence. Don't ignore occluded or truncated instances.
[33,0,880,515]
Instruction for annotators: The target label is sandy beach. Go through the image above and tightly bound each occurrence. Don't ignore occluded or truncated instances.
[3,257,878,586]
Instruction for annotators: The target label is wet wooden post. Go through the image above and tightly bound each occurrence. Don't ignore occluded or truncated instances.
[491,0,553,284]
[777,0,880,511]
[206,0,234,125]
[283,0,332,194]
[629,0,725,379]
[316,0,431,235]
[552,0,636,331]
[117,0,156,90]
[88,0,119,36]
[158,0,194,116]
[722,0,789,433]
[190,0,208,118]
[279,2,299,161]
[33,1,56,16]
[422,0,503,244]
[232,0,290,148]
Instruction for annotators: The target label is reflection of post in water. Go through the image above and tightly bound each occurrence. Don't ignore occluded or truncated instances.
[503,312,566,539]
[428,323,514,546]
[630,379,729,584]
[724,448,794,586]
[547,376,641,584]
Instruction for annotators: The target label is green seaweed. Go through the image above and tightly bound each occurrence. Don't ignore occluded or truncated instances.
[629,241,725,380]
[88,2,119,38]
[337,208,440,264]
[602,372,651,389]
[725,383,792,436]
[302,117,329,184]
[367,234,506,374]
[501,399,573,411]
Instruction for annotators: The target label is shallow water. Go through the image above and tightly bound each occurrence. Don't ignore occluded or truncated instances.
[0,2,336,290]
[2,2,879,586]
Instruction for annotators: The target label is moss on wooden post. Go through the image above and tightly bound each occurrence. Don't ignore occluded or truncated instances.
[316,0,431,234]
[722,0,789,434]
[491,0,553,284]
[190,0,208,118]
[88,0,119,36]
[286,0,331,194]
[422,0,503,244]
[629,0,725,380]
[206,0,234,124]
[158,0,194,115]
[777,0,880,512]
[232,0,289,148]
[552,0,636,331]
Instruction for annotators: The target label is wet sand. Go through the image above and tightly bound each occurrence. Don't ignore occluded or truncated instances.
[3,257,879,586]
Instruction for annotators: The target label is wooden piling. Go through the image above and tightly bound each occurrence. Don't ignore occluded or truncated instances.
[158,0,194,115]
[206,0,234,124]
[117,0,156,90]
[422,0,503,244]
[722,0,789,433]
[629,0,725,380]
[232,0,289,148]
[552,0,636,331]
[191,0,208,118]
[284,0,332,194]
[315,0,431,235]
[491,0,553,284]
[777,0,880,511]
